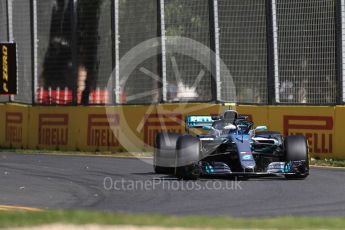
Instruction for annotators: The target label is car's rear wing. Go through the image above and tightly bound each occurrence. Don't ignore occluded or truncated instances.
[185,115,214,133]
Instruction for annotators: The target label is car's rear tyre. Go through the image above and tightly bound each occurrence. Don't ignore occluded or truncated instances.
[284,135,309,179]
[154,132,180,174]
[175,135,201,180]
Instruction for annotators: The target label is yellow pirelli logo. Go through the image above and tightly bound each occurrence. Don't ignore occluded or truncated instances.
[2,46,8,93]
[144,113,183,147]
[87,114,120,147]
[0,43,17,95]
[284,115,333,154]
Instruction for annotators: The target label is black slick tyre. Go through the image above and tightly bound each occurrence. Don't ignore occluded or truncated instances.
[154,132,180,174]
[284,135,309,179]
[175,135,201,180]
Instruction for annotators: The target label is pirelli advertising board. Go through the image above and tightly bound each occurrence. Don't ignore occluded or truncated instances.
[0,104,345,159]
[0,43,17,95]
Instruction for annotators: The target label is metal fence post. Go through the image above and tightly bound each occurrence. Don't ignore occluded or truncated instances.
[30,0,37,105]
[209,0,221,102]
[159,0,167,102]
[6,0,13,102]
[157,0,162,103]
[111,0,116,105]
[5,0,9,41]
[71,0,78,105]
[266,0,279,104]
[114,0,120,104]
[337,0,344,104]
[6,0,12,41]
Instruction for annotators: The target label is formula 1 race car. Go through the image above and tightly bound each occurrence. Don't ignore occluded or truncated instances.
[153,110,309,180]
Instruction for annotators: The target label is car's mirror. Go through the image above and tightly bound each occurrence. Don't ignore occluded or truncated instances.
[203,125,212,130]
[255,126,268,132]
[238,115,250,120]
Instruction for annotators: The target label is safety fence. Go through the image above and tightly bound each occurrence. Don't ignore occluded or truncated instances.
[0,0,344,105]
[0,103,344,159]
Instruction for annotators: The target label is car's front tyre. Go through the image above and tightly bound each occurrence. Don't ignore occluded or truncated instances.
[175,135,201,180]
[154,132,181,174]
[284,135,309,179]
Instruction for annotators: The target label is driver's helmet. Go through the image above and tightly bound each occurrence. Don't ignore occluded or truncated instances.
[223,110,238,123]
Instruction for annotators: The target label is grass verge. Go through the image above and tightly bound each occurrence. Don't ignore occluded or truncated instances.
[310,158,345,167]
[0,210,344,229]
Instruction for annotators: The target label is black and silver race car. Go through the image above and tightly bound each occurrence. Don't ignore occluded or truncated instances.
[153,110,309,180]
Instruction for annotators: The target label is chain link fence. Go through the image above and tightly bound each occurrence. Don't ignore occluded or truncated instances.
[164,0,212,102]
[0,0,343,105]
[0,0,9,102]
[37,0,74,104]
[218,0,267,104]
[119,0,159,104]
[276,0,337,104]
[7,0,33,104]
[77,0,113,104]
[0,0,7,42]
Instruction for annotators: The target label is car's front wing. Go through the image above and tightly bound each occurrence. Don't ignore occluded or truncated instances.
[201,160,308,177]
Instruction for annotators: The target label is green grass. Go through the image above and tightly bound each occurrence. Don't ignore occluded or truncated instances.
[311,158,345,167]
[0,210,344,229]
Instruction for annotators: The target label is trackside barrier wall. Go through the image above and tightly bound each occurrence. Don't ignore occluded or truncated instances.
[0,103,224,152]
[236,106,338,159]
[0,103,345,159]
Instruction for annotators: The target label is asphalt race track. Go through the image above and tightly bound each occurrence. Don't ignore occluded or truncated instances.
[0,152,344,217]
